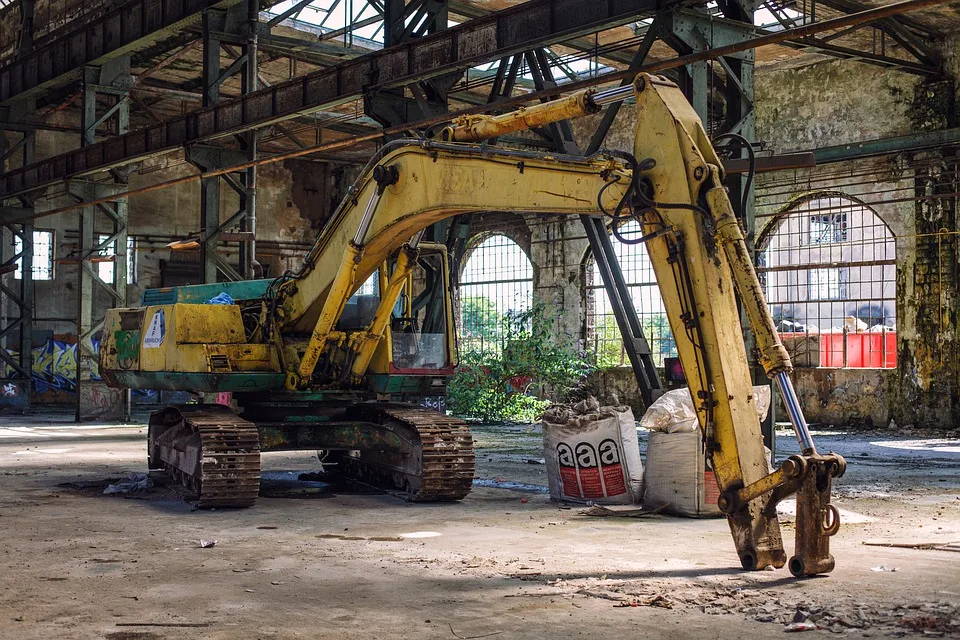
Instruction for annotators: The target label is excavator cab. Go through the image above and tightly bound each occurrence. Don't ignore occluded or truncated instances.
[364,242,457,402]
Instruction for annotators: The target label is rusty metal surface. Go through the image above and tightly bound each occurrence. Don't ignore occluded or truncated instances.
[148,405,261,509]
[789,453,846,577]
[340,404,475,502]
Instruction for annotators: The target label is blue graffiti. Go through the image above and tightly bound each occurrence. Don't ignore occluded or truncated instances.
[3,339,157,401]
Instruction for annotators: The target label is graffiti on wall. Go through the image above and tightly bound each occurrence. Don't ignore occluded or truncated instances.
[1,339,157,404]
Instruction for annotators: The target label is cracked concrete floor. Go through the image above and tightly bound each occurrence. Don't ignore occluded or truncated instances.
[0,411,958,639]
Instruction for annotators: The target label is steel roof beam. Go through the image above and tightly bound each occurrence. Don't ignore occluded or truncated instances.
[0,0,261,106]
[0,0,670,197]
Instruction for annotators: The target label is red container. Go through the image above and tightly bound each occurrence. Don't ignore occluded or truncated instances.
[819,332,896,368]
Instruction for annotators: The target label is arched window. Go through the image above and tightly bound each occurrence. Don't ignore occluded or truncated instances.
[459,234,533,353]
[584,221,676,367]
[757,195,896,368]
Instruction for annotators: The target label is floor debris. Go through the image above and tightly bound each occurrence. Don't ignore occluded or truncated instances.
[102,473,152,495]
[864,539,960,553]
[579,504,666,518]
[115,622,211,628]
[448,623,504,639]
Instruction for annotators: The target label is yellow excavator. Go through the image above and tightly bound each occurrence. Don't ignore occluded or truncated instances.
[100,73,845,577]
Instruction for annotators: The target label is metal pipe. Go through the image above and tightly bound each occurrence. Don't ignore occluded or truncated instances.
[443,90,599,142]
[775,371,817,456]
[244,0,260,279]
[353,189,382,246]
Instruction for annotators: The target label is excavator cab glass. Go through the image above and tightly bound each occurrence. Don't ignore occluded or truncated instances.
[390,244,453,373]
[336,271,381,331]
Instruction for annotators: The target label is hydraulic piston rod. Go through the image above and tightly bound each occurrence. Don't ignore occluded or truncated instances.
[775,371,818,456]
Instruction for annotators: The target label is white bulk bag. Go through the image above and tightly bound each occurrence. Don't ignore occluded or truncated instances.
[541,396,643,504]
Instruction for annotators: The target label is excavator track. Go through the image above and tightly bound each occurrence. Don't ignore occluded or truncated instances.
[148,405,261,508]
[339,404,475,502]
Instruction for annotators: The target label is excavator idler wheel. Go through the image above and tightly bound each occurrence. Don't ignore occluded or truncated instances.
[148,405,261,508]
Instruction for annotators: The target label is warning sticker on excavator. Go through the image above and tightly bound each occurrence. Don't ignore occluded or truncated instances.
[143,309,165,349]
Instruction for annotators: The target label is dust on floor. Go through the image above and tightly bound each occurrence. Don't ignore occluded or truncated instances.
[0,415,958,639]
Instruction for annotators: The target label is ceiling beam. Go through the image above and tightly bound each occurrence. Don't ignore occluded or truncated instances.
[0,0,274,106]
[0,0,671,197]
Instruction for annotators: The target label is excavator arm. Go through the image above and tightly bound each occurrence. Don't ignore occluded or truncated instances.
[621,74,845,575]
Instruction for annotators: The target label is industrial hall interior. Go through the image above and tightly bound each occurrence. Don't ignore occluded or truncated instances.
[0,0,959,637]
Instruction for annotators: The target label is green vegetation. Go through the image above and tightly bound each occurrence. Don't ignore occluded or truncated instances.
[449,301,591,423]
[588,312,677,369]
[459,295,504,345]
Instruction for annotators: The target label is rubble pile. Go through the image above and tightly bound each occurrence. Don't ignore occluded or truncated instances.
[516,574,960,636]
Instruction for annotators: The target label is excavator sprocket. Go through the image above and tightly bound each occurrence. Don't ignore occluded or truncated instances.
[339,404,475,502]
[148,405,261,508]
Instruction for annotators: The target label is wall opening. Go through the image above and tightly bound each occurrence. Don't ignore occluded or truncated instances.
[458,234,533,354]
[757,195,896,368]
[583,221,676,368]
[14,230,54,281]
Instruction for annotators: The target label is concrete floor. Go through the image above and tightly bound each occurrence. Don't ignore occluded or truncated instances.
[1,411,959,639]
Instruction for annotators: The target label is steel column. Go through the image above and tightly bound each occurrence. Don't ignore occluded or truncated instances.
[72,57,131,421]
[187,3,260,283]
[0,7,37,411]
[0,107,35,411]
[240,0,259,279]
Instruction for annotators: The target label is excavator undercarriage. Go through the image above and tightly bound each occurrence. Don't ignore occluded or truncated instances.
[147,401,475,507]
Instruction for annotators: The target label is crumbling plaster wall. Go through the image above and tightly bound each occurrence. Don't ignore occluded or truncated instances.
[756,58,958,430]
[754,59,921,151]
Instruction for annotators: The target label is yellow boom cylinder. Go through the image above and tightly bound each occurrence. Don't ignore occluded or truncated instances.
[294,241,361,386]
[705,179,793,376]
[440,90,599,143]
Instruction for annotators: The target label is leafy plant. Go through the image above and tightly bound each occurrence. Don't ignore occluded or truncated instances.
[588,312,677,369]
[448,302,591,423]
[460,295,504,342]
